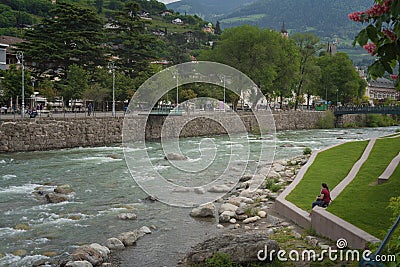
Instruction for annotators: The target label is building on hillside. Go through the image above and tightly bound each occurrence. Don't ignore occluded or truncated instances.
[0,44,9,70]
[172,18,183,25]
[281,21,288,38]
[0,35,24,67]
[160,11,173,17]
[366,77,399,103]
[202,23,214,34]
[327,39,338,55]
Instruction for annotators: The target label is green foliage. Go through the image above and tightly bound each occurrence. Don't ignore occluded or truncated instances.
[200,25,299,103]
[270,184,282,193]
[17,2,106,79]
[244,207,259,217]
[303,147,312,155]
[366,114,396,127]
[264,178,279,190]
[0,65,33,101]
[205,253,235,267]
[316,110,335,129]
[350,1,400,85]
[171,0,370,40]
[316,53,367,104]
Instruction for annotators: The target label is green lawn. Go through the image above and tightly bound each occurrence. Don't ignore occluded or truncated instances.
[286,140,369,211]
[328,136,400,239]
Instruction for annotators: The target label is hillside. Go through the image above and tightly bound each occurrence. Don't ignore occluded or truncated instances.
[167,0,257,21]
[168,0,374,39]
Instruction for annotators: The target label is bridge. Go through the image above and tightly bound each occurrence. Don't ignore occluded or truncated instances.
[334,106,400,116]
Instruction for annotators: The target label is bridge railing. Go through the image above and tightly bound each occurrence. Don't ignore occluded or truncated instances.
[334,105,400,115]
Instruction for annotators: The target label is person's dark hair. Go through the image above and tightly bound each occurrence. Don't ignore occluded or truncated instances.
[322,182,329,191]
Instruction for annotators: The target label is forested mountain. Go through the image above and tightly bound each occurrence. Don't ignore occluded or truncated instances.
[168,0,374,39]
[167,0,257,20]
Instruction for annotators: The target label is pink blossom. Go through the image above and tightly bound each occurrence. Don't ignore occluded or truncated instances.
[383,29,396,41]
[363,42,376,56]
[349,0,393,22]
[348,11,364,22]
[390,74,398,80]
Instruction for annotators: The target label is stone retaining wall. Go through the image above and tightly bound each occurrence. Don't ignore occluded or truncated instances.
[0,111,360,152]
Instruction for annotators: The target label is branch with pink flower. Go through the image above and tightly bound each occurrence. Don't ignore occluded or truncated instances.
[349,0,400,88]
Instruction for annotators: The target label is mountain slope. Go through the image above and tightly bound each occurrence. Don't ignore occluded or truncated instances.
[168,0,374,39]
[167,0,257,20]
[222,0,373,38]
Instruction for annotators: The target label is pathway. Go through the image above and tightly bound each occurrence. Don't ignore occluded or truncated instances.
[378,152,400,184]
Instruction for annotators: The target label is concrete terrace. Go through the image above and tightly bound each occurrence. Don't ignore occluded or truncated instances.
[274,136,400,249]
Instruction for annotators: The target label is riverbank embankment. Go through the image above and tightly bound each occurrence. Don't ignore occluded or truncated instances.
[0,111,366,153]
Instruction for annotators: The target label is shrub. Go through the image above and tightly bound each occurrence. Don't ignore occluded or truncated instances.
[245,207,259,217]
[303,147,312,155]
[316,110,335,129]
[206,253,234,267]
[264,178,279,189]
[270,184,282,193]
[366,114,395,127]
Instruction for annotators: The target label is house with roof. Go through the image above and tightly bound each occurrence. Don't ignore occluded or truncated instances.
[0,35,24,68]
[366,77,399,103]
[172,18,183,25]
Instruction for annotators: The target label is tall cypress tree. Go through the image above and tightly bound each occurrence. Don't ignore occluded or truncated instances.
[17,2,106,80]
[108,1,159,78]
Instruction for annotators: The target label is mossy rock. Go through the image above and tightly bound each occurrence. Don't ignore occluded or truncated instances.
[68,214,82,220]
[42,251,57,257]
[12,249,27,256]
[14,223,32,231]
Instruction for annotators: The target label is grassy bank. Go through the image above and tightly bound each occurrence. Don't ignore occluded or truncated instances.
[328,136,400,239]
[285,140,368,211]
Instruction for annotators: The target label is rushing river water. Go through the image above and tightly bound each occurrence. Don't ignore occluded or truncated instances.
[0,126,398,267]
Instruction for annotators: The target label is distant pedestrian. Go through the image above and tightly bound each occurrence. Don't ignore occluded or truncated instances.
[88,103,93,116]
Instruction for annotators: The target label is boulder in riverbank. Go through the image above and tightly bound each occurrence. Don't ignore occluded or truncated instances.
[117,230,145,246]
[184,230,279,265]
[105,238,125,250]
[190,203,216,218]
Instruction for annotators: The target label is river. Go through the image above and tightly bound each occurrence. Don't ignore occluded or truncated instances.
[0,126,398,267]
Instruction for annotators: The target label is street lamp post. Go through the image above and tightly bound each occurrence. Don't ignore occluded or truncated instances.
[223,75,226,112]
[16,51,24,118]
[218,74,226,111]
[108,62,116,117]
[172,71,179,112]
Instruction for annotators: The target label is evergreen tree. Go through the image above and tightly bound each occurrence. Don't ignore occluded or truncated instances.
[108,1,160,79]
[17,2,106,80]
[215,20,222,35]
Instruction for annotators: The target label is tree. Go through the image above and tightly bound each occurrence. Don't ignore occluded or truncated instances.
[108,1,160,79]
[0,65,33,109]
[95,0,104,13]
[37,78,57,102]
[17,2,106,80]
[62,64,89,106]
[317,53,366,105]
[349,0,400,85]
[291,33,322,110]
[215,21,222,35]
[271,35,300,108]
[200,25,283,103]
